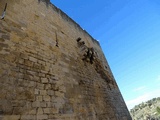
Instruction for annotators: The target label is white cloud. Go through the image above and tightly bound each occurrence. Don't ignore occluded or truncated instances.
[126,94,149,110]
[133,86,146,92]
[126,89,160,110]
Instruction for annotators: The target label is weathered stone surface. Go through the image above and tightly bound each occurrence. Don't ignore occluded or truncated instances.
[43,95,51,101]
[21,115,36,120]
[36,96,43,102]
[37,108,43,115]
[2,115,20,120]
[28,108,37,115]
[37,115,48,120]
[0,0,131,120]
[41,78,48,83]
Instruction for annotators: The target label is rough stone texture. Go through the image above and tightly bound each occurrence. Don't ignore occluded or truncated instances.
[0,0,131,120]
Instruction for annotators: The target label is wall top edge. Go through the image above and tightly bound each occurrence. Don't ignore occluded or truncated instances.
[39,0,100,46]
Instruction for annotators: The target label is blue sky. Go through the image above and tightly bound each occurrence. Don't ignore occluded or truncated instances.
[51,0,160,109]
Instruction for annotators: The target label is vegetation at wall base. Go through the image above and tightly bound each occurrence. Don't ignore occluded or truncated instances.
[130,97,160,120]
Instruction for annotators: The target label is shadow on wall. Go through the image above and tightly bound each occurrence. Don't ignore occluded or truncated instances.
[38,0,50,7]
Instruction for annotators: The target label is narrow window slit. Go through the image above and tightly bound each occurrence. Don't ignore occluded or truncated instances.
[1,3,7,20]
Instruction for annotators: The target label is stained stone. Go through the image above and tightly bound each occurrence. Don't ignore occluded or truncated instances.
[0,0,131,120]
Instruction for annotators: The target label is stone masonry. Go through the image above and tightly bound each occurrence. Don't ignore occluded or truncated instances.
[0,0,131,120]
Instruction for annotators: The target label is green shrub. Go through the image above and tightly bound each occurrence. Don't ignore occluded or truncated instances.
[156,107,160,114]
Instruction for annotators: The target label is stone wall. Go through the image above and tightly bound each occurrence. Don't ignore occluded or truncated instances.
[0,0,131,120]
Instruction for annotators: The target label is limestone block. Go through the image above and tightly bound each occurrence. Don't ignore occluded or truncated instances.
[43,108,51,114]
[21,115,36,120]
[59,61,69,67]
[16,89,34,101]
[45,62,50,67]
[44,84,51,90]
[40,90,47,95]
[38,60,46,66]
[47,90,54,96]
[37,107,43,115]
[59,86,66,93]
[41,78,48,83]
[26,70,36,76]
[48,115,56,119]
[44,65,50,72]
[37,83,45,90]
[40,102,47,108]
[28,81,36,87]
[12,107,23,114]
[50,108,58,114]
[34,89,39,95]
[37,115,48,120]
[39,73,45,77]
[62,67,69,73]
[51,96,56,102]
[53,97,65,109]
[40,70,48,74]
[20,53,28,60]
[36,96,43,102]
[24,60,33,67]
[23,74,33,80]
[18,58,24,64]
[29,56,37,63]
[45,102,51,107]
[32,101,41,108]
[33,63,41,69]
[49,79,57,84]
[1,115,20,120]
[55,91,64,97]
[33,76,40,82]
[28,108,37,115]
[43,95,51,102]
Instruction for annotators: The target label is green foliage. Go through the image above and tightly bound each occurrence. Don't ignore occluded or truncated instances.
[156,107,160,114]
[130,97,160,120]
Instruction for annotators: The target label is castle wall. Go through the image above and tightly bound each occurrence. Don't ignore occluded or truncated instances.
[0,0,131,120]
